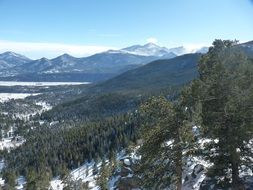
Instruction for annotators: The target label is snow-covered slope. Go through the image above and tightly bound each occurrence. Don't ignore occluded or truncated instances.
[167,46,209,56]
[121,43,208,57]
[121,43,176,57]
[0,93,39,103]
[0,51,31,70]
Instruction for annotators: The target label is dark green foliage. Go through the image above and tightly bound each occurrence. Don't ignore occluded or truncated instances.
[135,39,253,189]
[41,86,182,123]
[137,96,194,189]
[96,160,112,190]
[63,175,89,190]
[59,164,69,180]
[4,113,139,179]
[188,39,253,189]
[41,93,141,122]
[26,168,51,190]
[2,170,16,190]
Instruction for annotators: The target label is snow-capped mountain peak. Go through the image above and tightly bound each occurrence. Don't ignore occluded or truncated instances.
[0,51,31,70]
[121,43,171,57]
[53,53,77,62]
[119,43,208,57]
[0,51,30,61]
[143,42,161,48]
[241,41,253,50]
[167,46,209,56]
[40,57,50,62]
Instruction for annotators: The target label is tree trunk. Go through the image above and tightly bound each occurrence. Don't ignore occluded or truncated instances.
[231,148,244,190]
[175,149,182,190]
[175,133,182,190]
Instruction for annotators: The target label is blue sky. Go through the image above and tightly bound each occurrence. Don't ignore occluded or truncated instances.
[0,0,253,58]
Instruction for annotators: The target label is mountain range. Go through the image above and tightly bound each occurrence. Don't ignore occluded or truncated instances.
[1,41,252,83]
[0,43,208,82]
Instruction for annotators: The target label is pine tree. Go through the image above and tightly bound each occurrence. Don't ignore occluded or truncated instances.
[63,175,88,190]
[3,170,16,190]
[137,96,194,189]
[26,168,51,190]
[189,39,253,189]
[96,160,112,190]
[60,164,69,180]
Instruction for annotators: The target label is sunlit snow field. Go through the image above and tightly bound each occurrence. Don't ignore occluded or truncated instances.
[0,81,90,102]
[0,93,40,103]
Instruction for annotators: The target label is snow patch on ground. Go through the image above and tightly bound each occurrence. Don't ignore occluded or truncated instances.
[49,151,128,190]
[50,178,64,190]
[50,161,100,190]
[0,101,52,121]
[0,137,25,151]
[0,93,40,103]
[0,160,4,171]
[15,176,26,190]
[35,101,52,111]
[123,158,131,166]
[0,178,4,187]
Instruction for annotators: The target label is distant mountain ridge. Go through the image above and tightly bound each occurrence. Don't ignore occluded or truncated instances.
[0,43,178,82]
[1,41,251,82]
[121,43,175,57]
[166,46,209,55]
[119,42,209,57]
[240,41,253,58]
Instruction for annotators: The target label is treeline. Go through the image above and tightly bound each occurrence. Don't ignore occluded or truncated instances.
[137,40,253,189]
[40,86,181,123]
[41,93,140,122]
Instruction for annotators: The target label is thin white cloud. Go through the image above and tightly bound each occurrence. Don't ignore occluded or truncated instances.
[0,40,115,59]
[146,37,158,44]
